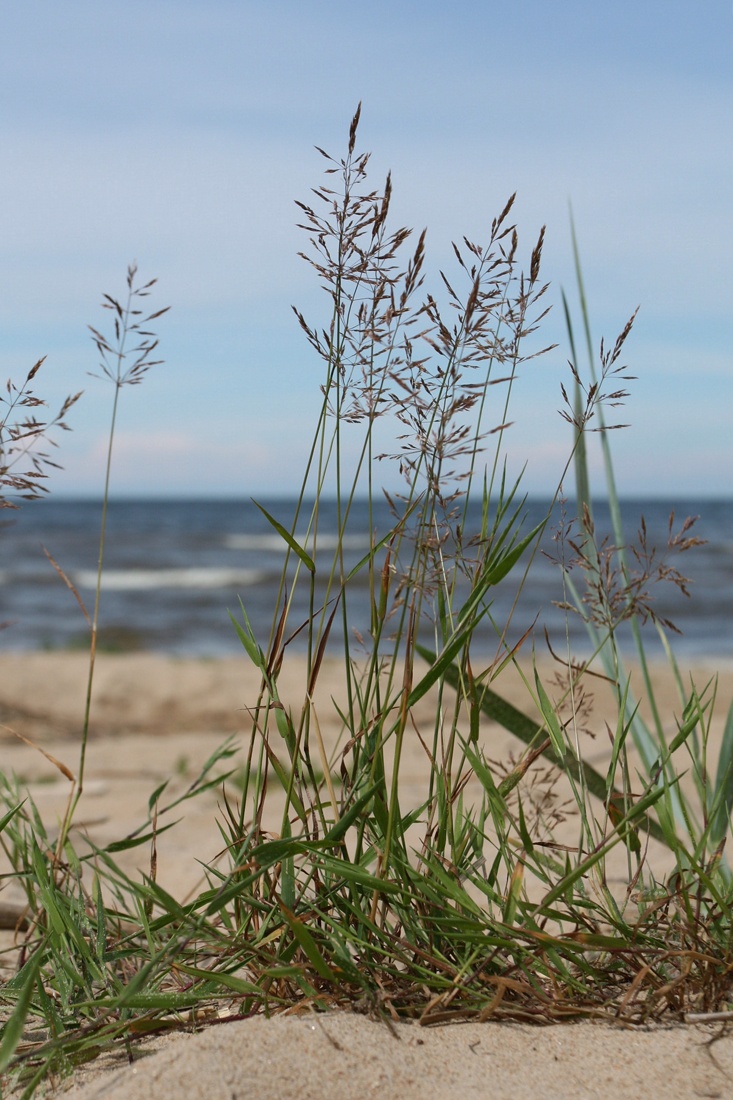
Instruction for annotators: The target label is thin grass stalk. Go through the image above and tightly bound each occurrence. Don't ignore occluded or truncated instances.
[53,267,167,860]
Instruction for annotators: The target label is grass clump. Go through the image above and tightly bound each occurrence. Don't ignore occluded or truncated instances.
[2,106,733,1094]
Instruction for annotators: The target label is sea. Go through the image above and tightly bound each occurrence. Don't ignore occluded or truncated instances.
[1,497,731,662]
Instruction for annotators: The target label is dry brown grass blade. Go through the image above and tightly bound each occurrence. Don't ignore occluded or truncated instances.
[41,544,91,627]
[2,724,75,781]
[499,736,552,792]
[307,594,342,697]
[266,588,289,680]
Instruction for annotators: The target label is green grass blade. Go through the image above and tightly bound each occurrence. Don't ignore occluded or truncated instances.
[710,697,733,847]
[278,903,337,982]
[534,666,566,759]
[173,964,264,996]
[481,519,545,588]
[0,951,44,1074]
[0,800,25,835]
[229,602,266,669]
[253,500,316,574]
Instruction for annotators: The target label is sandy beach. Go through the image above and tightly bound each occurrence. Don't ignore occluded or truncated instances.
[2,651,733,1098]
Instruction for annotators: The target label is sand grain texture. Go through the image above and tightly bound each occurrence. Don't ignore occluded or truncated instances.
[60,1014,733,1100]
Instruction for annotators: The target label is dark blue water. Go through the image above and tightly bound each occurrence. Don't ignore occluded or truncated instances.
[1,497,731,659]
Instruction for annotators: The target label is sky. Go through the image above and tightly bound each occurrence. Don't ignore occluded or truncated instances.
[0,0,731,500]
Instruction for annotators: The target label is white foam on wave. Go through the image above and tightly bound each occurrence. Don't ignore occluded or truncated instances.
[73,568,267,591]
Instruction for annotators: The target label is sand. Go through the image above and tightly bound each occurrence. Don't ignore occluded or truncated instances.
[59,1014,733,1100]
[2,651,733,1099]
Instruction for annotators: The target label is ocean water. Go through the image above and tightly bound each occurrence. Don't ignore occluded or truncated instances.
[1,497,731,660]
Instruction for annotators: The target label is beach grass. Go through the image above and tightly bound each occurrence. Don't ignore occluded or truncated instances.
[2,106,733,1095]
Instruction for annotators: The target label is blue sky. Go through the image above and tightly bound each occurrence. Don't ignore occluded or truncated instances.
[1,0,730,499]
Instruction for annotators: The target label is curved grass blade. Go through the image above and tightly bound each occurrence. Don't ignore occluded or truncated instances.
[0,800,25,835]
[253,501,315,574]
